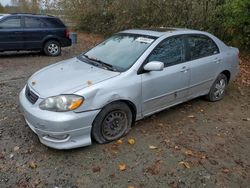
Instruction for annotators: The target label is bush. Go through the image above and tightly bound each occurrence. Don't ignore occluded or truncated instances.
[57,0,249,50]
[222,0,250,49]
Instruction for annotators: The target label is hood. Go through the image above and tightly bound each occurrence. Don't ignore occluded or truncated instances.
[28,57,120,98]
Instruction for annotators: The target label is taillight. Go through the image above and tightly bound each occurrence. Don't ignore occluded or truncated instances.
[65,29,70,38]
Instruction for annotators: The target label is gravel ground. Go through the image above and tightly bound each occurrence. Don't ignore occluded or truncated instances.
[0,33,250,188]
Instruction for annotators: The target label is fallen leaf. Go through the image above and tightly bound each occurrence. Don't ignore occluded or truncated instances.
[149,145,157,149]
[128,186,135,188]
[128,138,135,145]
[185,150,194,156]
[14,146,20,152]
[118,163,126,171]
[223,168,230,173]
[87,80,93,86]
[164,139,170,144]
[29,161,37,169]
[174,145,180,150]
[92,166,101,173]
[116,139,123,144]
[109,173,116,178]
[158,123,164,127]
[201,155,207,159]
[179,161,191,169]
[242,118,250,121]
[9,153,14,159]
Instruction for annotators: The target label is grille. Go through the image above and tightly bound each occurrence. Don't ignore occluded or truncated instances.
[25,86,39,104]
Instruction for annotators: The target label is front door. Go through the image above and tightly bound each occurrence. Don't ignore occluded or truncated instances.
[141,36,191,116]
[0,16,23,51]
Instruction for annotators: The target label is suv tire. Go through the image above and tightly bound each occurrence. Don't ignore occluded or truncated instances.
[44,40,61,56]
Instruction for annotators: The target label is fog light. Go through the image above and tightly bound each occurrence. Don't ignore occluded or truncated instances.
[47,134,69,140]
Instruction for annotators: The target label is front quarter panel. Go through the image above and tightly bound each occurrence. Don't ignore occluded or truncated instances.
[74,70,142,120]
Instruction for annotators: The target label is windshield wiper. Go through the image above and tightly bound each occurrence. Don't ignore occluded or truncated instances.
[83,54,117,71]
[82,54,99,67]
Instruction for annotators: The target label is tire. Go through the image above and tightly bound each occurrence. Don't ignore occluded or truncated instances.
[206,73,228,102]
[43,40,61,56]
[92,102,132,144]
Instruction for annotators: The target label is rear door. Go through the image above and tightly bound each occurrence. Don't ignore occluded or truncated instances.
[185,34,221,99]
[0,16,23,51]
[23,16,47,50]
[43,17,66,38]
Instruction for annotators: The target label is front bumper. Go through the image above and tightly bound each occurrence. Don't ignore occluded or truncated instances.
[19,86,100,149]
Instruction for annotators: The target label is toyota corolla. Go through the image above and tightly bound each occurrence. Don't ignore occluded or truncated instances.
[19,28,240,149]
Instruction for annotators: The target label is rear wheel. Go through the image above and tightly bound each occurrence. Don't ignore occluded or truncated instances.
[92,102,132,144]
[206,73,228,101]
[43,40,61,56]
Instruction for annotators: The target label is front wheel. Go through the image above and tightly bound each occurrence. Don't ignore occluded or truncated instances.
[206,73,228,102]
[43,40,61,56]
[92,102,132,144]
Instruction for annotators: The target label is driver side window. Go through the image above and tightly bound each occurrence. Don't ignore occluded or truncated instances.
[148,36,185,67]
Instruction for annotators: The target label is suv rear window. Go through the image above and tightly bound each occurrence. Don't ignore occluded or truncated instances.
[25,17,46,28]
[43,18,65,28]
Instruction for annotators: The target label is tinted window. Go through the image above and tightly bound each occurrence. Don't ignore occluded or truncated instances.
[25,17,46,28]
[148,36,185,67]
[187,35,219,60]
[43,18,65,28]
[0,17,21,28]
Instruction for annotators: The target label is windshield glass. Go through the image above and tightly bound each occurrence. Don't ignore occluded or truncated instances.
[80,33,156,71]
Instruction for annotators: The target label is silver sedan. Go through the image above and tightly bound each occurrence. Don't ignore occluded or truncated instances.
[19,28,240,149]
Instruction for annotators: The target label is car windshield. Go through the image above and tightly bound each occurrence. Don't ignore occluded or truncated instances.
[79,33,156,72]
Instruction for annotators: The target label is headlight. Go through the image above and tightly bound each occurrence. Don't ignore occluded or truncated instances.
[39,95,84,112]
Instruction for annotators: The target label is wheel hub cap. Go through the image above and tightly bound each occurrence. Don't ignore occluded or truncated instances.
[214,79,226,98]
[102,111,127,140]
[48,43,59,54]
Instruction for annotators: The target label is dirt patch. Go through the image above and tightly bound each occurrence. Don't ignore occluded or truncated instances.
[0,33,249,188]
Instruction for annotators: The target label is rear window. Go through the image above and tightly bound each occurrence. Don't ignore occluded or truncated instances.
[187,35,219,60]
[25,17,46,28]
[43,18,65,28]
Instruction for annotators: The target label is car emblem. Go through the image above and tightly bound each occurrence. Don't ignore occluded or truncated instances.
[32,81,36,86]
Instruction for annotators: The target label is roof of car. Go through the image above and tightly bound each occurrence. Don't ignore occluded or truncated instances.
[120,27,203,37]
[3,13,55,18]
[0,14,10,19]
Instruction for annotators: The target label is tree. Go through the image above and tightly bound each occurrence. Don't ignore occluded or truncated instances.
[222,0,250,49]
[46,0,249,50]
[11,0,40,13]
[0,3,4,13]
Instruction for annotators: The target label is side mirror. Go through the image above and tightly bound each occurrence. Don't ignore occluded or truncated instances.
[144,61,164,72]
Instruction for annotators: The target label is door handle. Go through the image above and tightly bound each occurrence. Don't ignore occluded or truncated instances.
[180,66,190,73]
[213,58,222,64]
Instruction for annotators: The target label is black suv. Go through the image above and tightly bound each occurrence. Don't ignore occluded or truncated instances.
[0,13,71,56]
